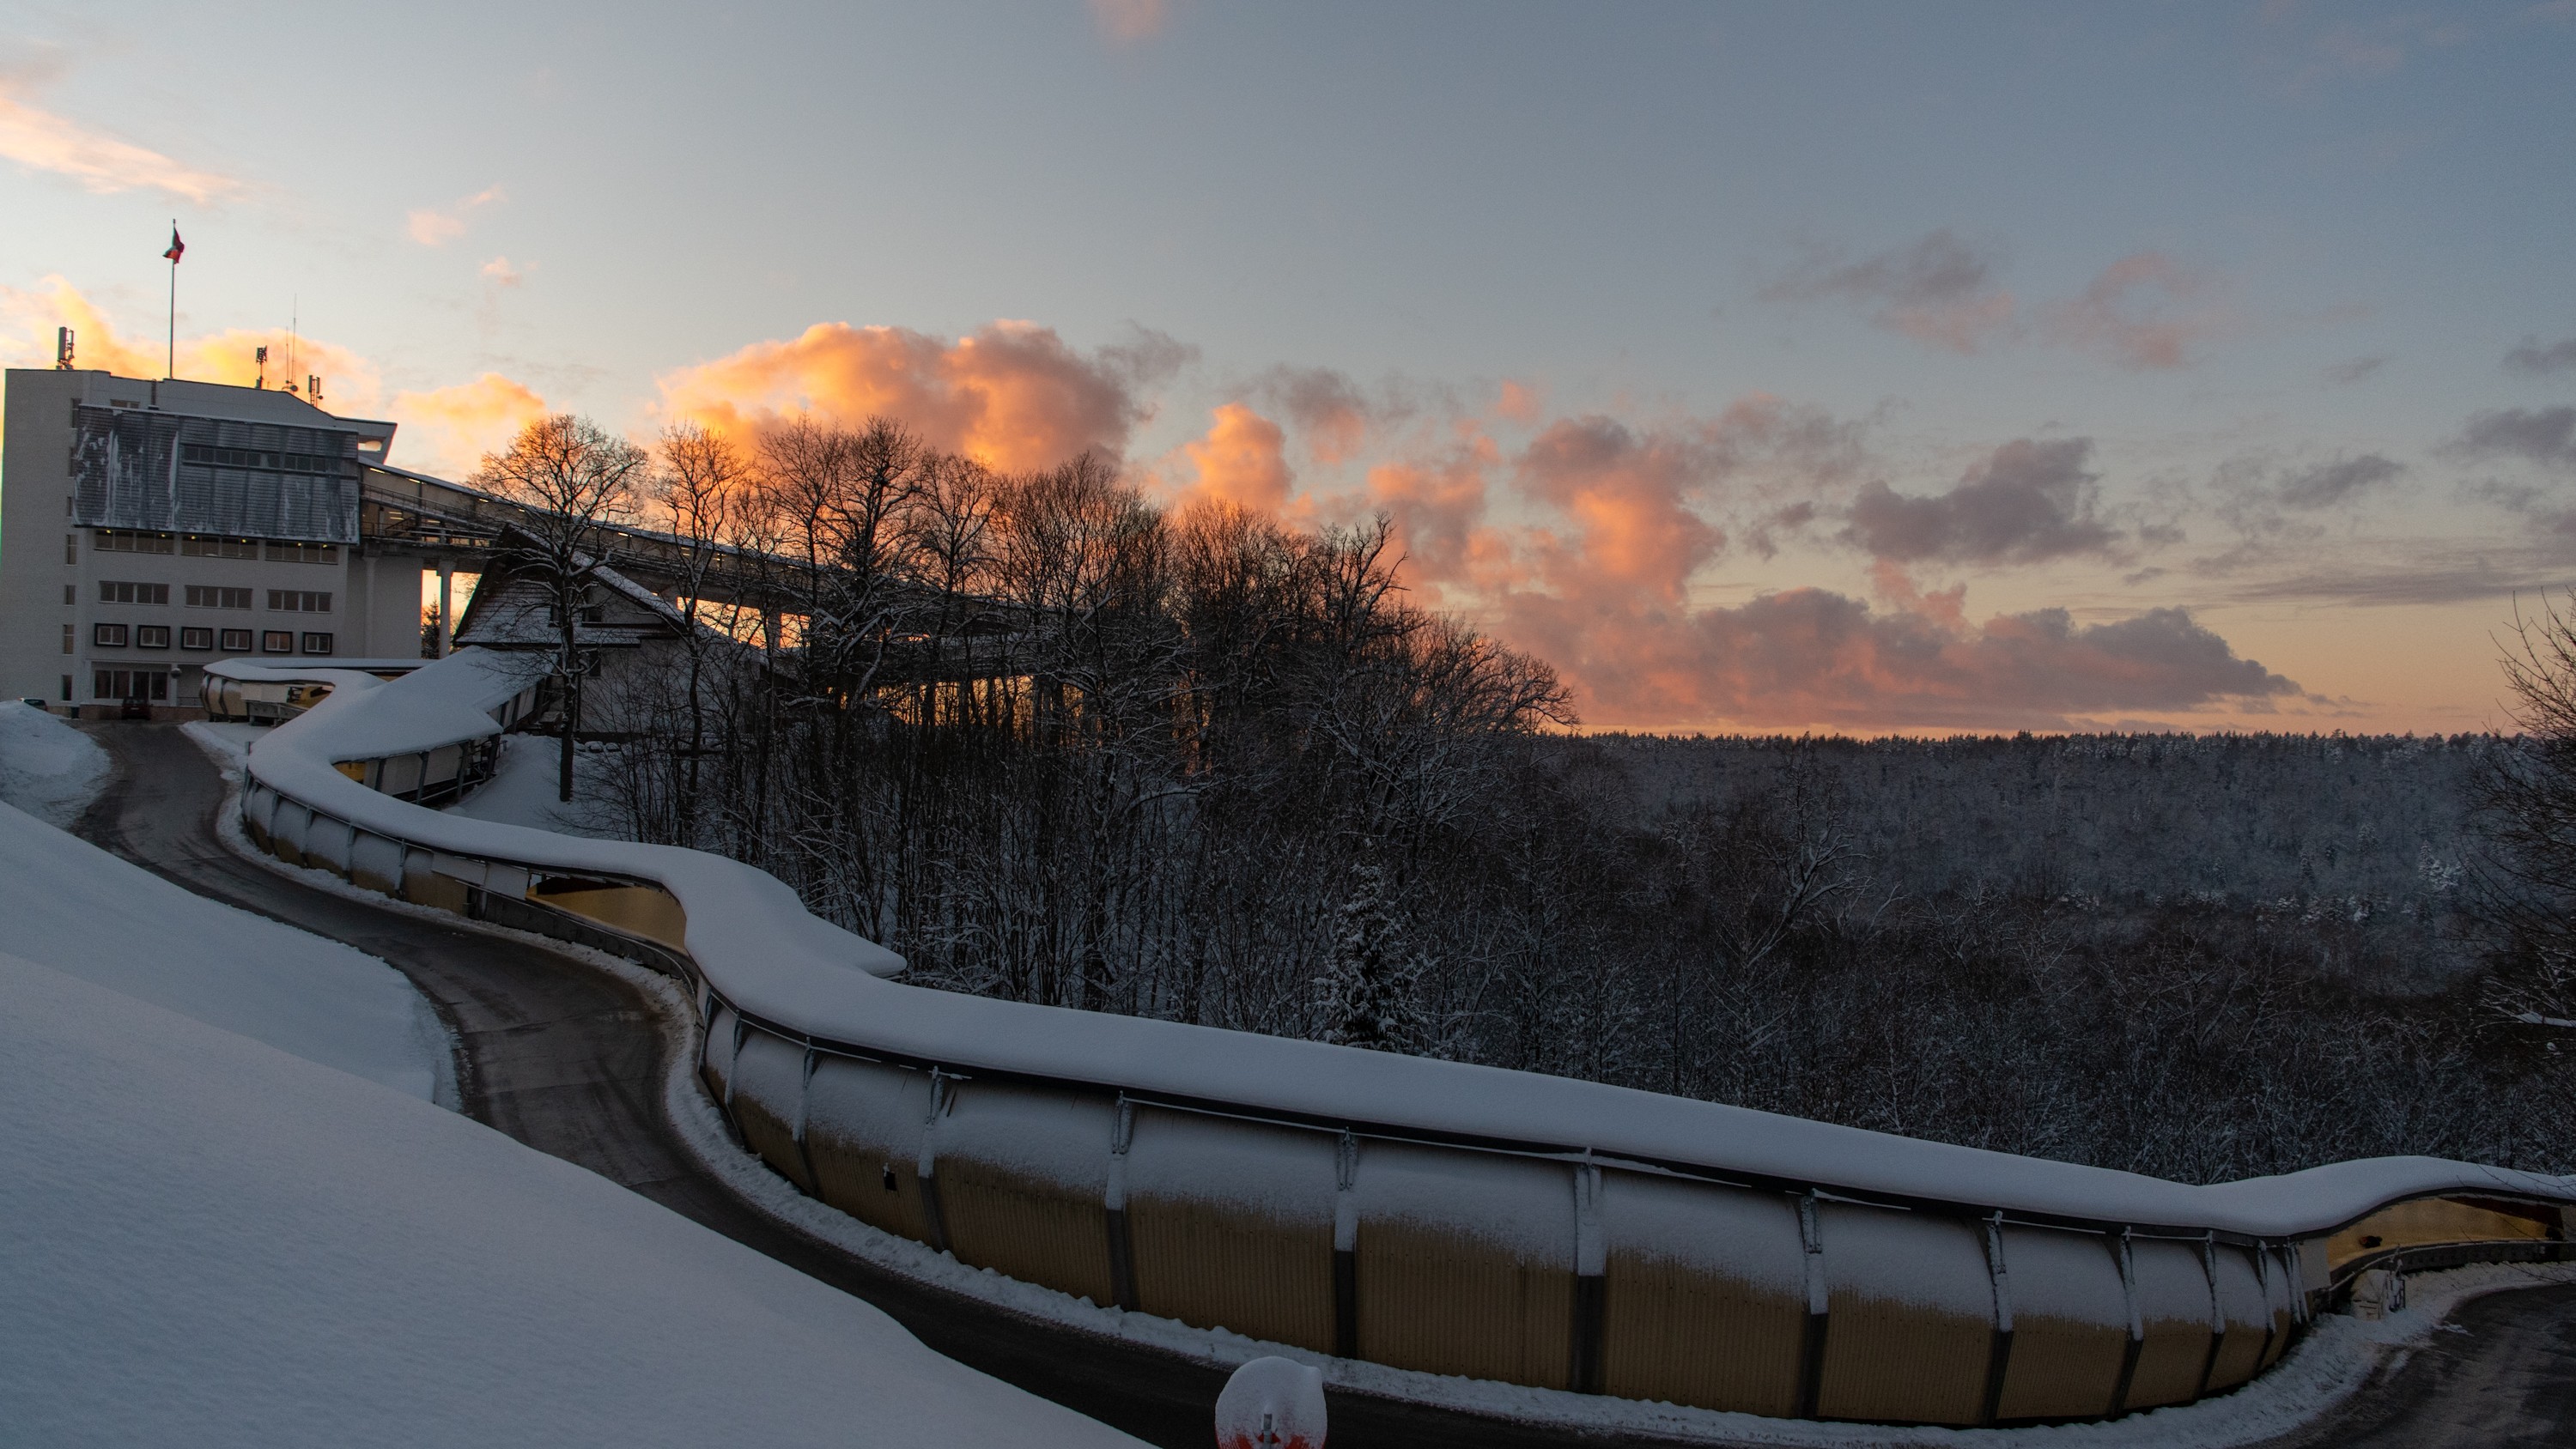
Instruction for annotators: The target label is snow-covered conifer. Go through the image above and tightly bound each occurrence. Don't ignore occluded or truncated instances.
[1315,854,1431,1053]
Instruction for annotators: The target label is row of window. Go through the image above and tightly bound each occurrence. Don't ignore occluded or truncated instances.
[179,443,345,475]
[90,531,339,563]
[94,530,176,555]
[93,582,330,611]
[94,669,171,703]
[92,622,331,654]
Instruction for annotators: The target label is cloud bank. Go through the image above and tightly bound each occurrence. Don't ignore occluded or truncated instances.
[658,320,1178,472]
[0,76,240,203]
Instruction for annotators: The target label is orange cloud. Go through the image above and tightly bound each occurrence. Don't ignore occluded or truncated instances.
[388,374,552,479]
[1173,403,1295,514]
[1,276,378,403]
[0,78,240,203]
[2,276,553,480]
[407,185,505,246]
[1516,416,1726,604]
[1090,0,1173,43]
[658,319,1144,472]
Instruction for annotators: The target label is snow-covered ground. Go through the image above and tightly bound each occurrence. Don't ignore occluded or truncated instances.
[441,732,627,838]
[0,949,1148,1449]
[0,713,452,1102]
[0,700,111,827]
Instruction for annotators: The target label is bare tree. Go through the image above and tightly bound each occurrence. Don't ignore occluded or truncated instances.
[2475,594,2576,1061]
[650,422,747,835]
[472,415,649,802]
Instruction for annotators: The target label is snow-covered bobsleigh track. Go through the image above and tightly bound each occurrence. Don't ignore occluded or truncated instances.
[213,651,2576,1429]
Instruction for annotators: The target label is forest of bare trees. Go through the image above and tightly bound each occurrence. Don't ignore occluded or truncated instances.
[487,413,2575,1185]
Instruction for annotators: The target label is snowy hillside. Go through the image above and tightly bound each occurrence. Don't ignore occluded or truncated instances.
[0,712,449,1102]
[0,950,1146,1448]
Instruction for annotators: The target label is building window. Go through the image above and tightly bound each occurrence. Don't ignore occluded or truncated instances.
[264,541,340,565]
[60,675,72,702]
[94,623,129,647]
[62,624,74,655]
[261,630,295,654]
[181,536,261,560]
[136,625,171,649]
[64,534,77,564]
[180,627,214,651]
[93,670,169,702]
[63,585,75,605]
[99,580,171,605]
[94,531,177,555]
[185,585,253,609]
[267,590,332,612]
[182,443,343,475]
[301,632,335,656]
[219,628,253,652]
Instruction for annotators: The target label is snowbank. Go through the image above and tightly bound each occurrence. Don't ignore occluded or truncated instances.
[0,803,453,1101]
[0,736,448,1103]
[442,733,627,839]
[0,700,109,827]
[235,652,2576,1240]
[0,949,1146,1449]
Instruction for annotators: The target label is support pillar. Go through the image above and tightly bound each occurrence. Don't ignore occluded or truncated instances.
[437,560,453,658]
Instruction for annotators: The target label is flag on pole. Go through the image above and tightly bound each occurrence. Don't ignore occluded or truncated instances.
[162,227,185,263]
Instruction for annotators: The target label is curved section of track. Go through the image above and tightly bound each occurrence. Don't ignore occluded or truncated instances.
[76,723,1676,1449]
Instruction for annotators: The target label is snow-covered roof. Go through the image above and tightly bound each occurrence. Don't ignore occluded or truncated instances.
[239,650,2576,1240]
[205,658,428,681]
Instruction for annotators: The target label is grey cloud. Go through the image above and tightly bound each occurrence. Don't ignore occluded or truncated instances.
[2277,453,2403,509]
[2448,406,2576,471]
[2323,355,2387,385]
[1840,438,2119,566]
[1499,585,2301,731]
[1097,325,1200,388]
[1760,230,2018,355]
[2505,336,2576,376]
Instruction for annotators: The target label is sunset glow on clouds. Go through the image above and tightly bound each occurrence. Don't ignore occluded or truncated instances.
[386,373,551,479]
[0,272,2518,733]
[657,320,1163,473]
[0,76,238,203]
[0,278,541,478]
[9,6,2573,734]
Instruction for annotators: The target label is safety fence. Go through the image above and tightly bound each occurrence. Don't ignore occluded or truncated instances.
[219,651,2576,1428]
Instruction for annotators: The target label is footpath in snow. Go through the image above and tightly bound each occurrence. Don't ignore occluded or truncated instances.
[0,949,1148,1448]
[0,706,450,1102]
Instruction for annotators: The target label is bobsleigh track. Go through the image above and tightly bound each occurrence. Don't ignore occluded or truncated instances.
[70,694,2576,1449]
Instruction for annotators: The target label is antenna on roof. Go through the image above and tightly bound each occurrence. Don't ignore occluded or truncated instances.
[55,326,74,370]
[308,374,323,404]
[254,344,268,389]
[283,300,298,395]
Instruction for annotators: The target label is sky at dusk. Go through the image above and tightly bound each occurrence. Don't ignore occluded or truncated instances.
[5,1,2574,735]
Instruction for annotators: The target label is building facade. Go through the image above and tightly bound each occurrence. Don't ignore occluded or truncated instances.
[2,368,434,717]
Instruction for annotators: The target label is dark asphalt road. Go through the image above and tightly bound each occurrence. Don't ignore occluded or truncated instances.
[76,723,1674,1449]
[2257,1277,2576,1448]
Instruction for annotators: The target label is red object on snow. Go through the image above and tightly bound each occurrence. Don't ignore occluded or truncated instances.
[163,228,185,263]
[1214,1356,1325,1449]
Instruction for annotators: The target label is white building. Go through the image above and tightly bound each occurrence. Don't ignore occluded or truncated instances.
[1,368,434,717]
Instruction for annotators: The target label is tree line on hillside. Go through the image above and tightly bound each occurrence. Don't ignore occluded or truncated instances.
[470,413,2576,1182]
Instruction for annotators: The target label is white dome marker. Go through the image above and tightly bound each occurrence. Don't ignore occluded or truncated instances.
[1214,1355,1326,1449]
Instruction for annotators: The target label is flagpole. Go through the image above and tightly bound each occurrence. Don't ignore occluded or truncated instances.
[166,218,176,379]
